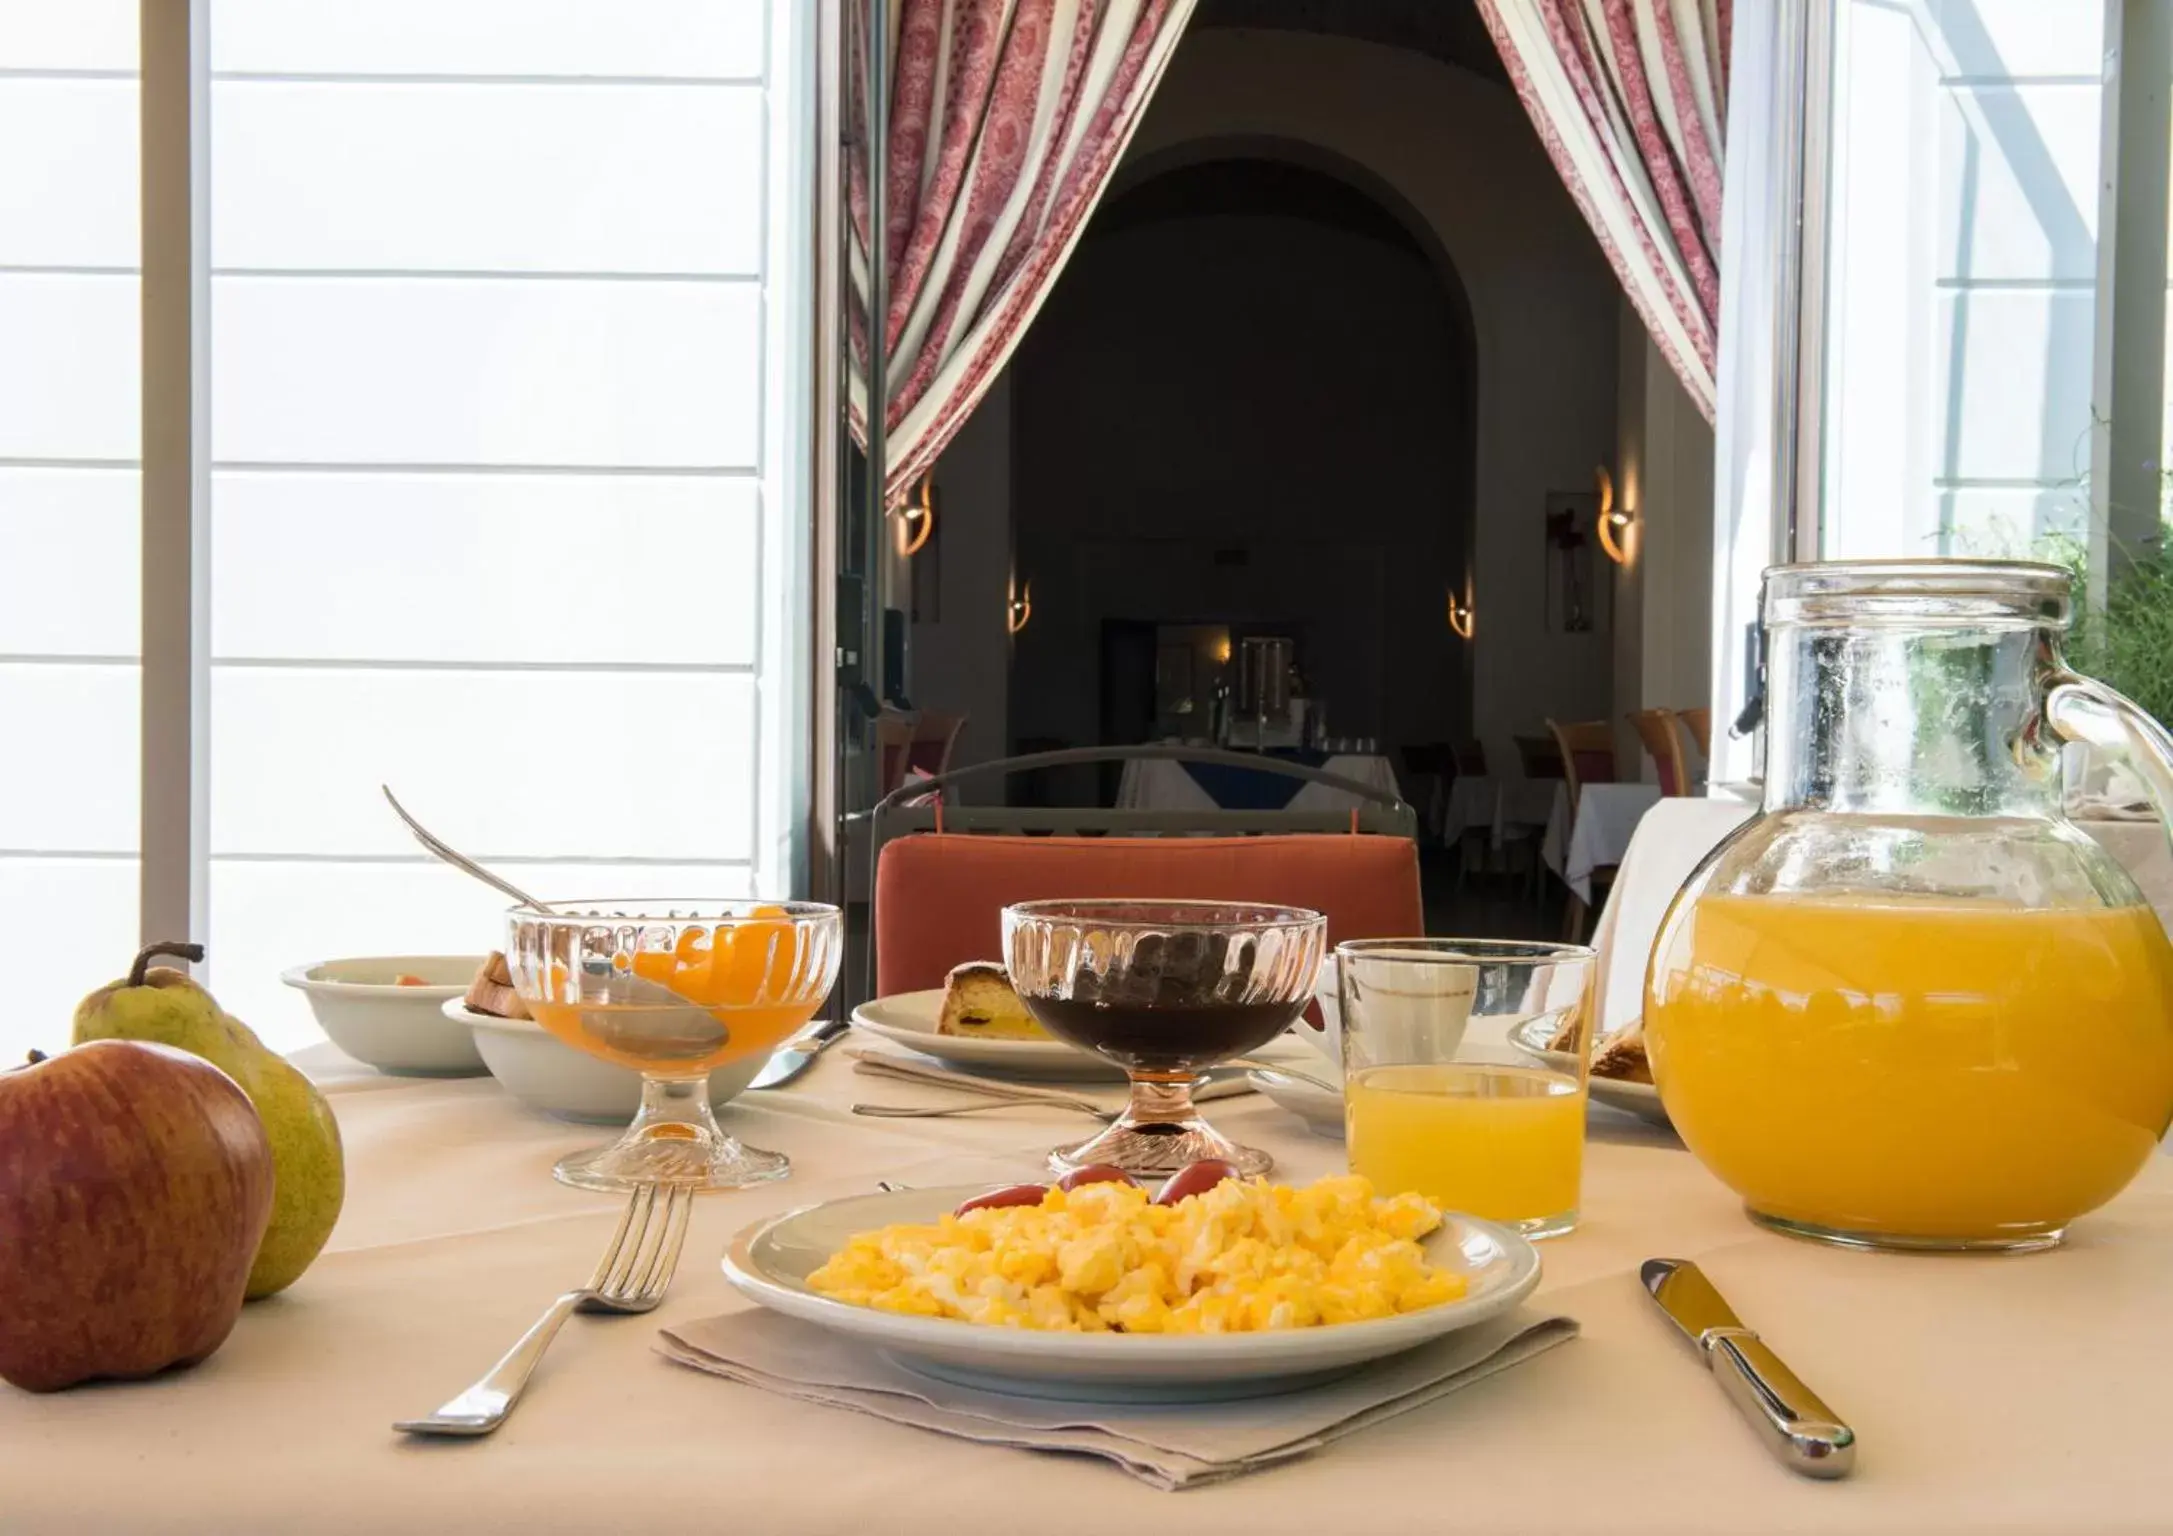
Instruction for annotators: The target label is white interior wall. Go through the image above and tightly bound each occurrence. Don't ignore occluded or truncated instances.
[1613,296,1717,779]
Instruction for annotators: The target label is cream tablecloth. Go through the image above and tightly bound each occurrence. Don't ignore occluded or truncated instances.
[8,1021,2173,1533]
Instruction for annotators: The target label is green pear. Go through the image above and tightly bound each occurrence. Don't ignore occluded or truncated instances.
[74,942,345,1300]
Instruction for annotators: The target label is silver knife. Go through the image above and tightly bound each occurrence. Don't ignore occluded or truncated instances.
[1640,1258,1856,1479]
[748,1017,850,1090]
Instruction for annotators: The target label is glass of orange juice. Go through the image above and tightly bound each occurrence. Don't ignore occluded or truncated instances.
[507,899,841,1192]
[1338,939,1597,1239]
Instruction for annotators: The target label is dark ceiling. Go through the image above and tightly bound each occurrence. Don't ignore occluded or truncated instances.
[1189,0,1510,85]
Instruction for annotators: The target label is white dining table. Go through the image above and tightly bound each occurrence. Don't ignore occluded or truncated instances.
[1541,782,1666,901]
[1114,754,1400,815]
[10,1008,2173,1533]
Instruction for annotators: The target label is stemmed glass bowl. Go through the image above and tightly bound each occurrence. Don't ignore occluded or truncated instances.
[506,899,841,1192]
[1002,899,1327,1179]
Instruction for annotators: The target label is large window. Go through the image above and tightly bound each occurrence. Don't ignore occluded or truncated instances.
[1819,0,2107,561]
[1,1,810,1054]
[1713,0,2171,783]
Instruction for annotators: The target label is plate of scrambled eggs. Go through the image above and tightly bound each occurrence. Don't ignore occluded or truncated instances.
[722,1175,1540,1401]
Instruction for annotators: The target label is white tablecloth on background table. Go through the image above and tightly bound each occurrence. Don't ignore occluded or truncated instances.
[1439,774,1498,844]
[1494,778,1559,845]
[12,1021,2173,1532]
[1541,782,1665,902]
[1114,755,1400,816]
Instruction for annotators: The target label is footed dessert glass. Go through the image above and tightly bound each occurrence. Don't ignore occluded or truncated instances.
[507,899,840,1192]
[1003,899,1326,1179]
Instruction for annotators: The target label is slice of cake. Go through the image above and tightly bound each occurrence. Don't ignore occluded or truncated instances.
[936,962,1045,1040]
[464,951,531,1021]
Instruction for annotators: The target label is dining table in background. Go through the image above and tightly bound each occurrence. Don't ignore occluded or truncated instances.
[1542,781,1666,902]
[1114,753,1401,817]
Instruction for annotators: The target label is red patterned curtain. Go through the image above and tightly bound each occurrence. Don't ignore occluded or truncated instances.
[1478,0,1729,421]
[848,0,1196,507]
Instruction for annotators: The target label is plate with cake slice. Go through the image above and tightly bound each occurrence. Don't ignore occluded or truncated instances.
[848,962,1123,1080]
[1507,1015,1670,1127]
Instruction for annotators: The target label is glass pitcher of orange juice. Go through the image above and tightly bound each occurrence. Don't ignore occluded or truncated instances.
[1647,560,2173,1252]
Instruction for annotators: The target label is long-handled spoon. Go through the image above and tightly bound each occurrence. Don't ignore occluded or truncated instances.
[382,785,554,912]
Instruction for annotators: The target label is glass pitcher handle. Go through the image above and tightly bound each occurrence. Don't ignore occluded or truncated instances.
[2045,671,2173,841]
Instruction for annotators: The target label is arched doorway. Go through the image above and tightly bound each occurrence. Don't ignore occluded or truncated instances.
[1007,153,1479,785]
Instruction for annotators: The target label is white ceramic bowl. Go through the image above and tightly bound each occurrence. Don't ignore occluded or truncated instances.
[281,956,488,1076]
[443,1000,766,1124]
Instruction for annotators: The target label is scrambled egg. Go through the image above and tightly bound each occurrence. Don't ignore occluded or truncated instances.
[806,1175,1467,1333]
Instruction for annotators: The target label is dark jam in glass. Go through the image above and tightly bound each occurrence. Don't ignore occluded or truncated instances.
[1023,997,1300,1074]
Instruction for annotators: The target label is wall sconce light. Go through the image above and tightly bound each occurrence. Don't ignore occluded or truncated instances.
[1006,576,1033,635]
[1446,588,1475,640]
[1596,465,1636,566]
[890,472,935,559]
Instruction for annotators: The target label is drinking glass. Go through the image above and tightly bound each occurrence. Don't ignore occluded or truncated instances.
[1003,899,1327,1179]
[506,899,841,1192]
[1338,938,1597,1238]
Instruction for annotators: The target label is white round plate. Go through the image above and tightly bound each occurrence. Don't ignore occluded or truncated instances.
[722,1184,1541,1403]
[1247,1064,1345,1141]
[1507,1016,1670,1127]
[850,990,1121,1081]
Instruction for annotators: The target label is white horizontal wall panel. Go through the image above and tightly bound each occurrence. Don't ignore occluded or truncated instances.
[0,858,138,1061]
[210,472,760,665]
[209,667,757,860]
[0,663,139,851]
[1925,0,2105,80]
[1933,289,2096,482]
[1936,84,2102,282]
[0,467,140,655]
[0,274,138,459]
[210,277,760,468]
[0,0,135,71]
[211,83,762,275]
[0,80,137,266]
[209,0,764,80]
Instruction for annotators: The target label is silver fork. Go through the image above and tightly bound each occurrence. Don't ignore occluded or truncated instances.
[394,1182,694,1438]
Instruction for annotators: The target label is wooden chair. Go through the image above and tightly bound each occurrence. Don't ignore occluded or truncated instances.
[1545,719,1619,940]
[1628,708,1693,796]
[876,710,967,796]
[1679,706,1712,759]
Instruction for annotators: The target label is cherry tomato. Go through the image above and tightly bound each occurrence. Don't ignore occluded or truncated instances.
[952,1182,1051,1217]
[1154,1159,1242,1206]
[1057,1164,1139,1193]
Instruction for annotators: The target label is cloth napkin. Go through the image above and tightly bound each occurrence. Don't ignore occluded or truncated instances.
[658,1307,1576,1490]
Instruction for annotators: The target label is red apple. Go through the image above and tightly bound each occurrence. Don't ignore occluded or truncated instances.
[0,1040,274,1393]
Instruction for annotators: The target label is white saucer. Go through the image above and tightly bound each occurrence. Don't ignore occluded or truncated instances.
[1247,1064,1346,1140]
[721,1184,1541,1402]
[849,989,1121,1081]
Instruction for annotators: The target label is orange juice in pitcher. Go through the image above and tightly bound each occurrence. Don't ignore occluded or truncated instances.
[1646,562,2173,1251]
